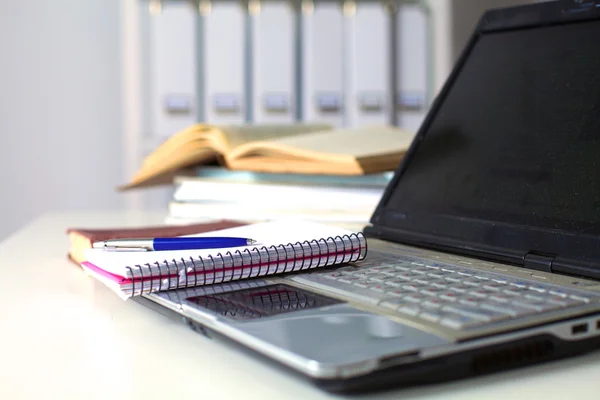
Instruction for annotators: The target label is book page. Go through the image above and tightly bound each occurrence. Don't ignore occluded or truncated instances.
[267,125,415,157]
[221,123,332,149]
[228,125,415,162]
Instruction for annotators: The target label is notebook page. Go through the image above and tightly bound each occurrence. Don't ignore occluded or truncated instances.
[83,220,360,277]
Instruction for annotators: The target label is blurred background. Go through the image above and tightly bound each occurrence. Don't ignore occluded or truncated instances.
[0,0,540,241]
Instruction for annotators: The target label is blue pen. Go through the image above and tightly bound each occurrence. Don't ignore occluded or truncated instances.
[92,236,257,251]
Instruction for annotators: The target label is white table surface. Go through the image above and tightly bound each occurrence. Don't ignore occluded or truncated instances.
[2,211,600,399]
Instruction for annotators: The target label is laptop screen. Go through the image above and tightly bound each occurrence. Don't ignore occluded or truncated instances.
[383,18,600,238]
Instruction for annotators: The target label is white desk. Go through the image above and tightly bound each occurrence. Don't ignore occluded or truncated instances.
[1,211,600,399]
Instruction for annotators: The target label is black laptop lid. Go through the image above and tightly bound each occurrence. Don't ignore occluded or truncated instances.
[370,1,600,279]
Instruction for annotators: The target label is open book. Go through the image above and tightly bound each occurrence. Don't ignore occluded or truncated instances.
[120,123,415,190]
[80,220,367,299]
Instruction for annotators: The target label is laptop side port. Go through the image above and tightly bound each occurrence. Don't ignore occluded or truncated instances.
[571,323,588,335]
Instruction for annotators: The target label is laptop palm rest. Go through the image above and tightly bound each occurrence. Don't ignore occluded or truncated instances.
[179,283,449,377]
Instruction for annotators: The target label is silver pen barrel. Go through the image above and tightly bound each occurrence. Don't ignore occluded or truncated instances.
[92,238,154,251]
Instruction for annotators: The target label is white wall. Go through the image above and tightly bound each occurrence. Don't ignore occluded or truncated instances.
[0,0,540,241]
[450,0,537,61]
[425,0,453,94]
[426,0,536,95]
[0,0,125,240]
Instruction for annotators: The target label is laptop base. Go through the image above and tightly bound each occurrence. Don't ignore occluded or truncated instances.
[134,295,600,394]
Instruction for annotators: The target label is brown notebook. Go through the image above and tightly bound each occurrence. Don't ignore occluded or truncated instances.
[66,220,248,265]
[119,123,415,190]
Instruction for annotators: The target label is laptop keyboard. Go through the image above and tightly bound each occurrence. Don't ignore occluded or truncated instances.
[292,258,599,331]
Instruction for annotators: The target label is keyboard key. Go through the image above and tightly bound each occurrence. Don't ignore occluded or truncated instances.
[440,266,458,273]
[458,297,480,307]
[440,314,482,330]
[570,294,591,304]
[511,299,561,312]
[524,293,546,302]
[402,283,425,292]
[442,305,509,323]
[404,293,426,303]
[383,278,406,287]
[444,275,462,283]
[368,266,395,273]
[421,287,445,296]
[338,276,363,283]
[528,284,547,293]
[479,302,534,317]
[449,284,473,293]
[363,269,384,276]
[413,276,436,285]
[398,304,421,316]
[549,289,569,298]
[323,272,343,279]
[482,283,505,291]
[419,309,446,323]
[510,281,529,289]
[439,291,460,302]
[395,272,417,280]
[368,284,387,292]
[353,280,371,288]
[426,271,446,278]
[385,288,410,297]
[462,279,481,287]
[411,267,430,275]
[503,287,528,296]
[430,280,448,289]
[469,289,493,298]
[379,298,408,310]
[547,296,582,307]
[489,293,513,303]
[422,298,444,309]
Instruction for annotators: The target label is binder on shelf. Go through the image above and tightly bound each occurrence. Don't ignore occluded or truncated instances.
[203,2,246,124]
[396,3,429,132]
[252,2,296,124]
[302,2,345,127]
[149,2,198,137]
[80,221,368,299]
[345,2,391,127]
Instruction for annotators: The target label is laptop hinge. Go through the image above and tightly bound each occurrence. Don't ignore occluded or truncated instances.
[523,252,555,273]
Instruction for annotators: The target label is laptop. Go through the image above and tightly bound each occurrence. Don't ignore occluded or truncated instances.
[138,0,600,393]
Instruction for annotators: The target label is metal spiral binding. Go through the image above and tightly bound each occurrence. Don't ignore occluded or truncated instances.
[123,232,367,297]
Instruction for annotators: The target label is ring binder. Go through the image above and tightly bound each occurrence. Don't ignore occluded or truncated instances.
[94,232,366,298]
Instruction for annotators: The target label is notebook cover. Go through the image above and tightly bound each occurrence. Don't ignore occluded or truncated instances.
[67,219,249,265]
[66,219,248,242]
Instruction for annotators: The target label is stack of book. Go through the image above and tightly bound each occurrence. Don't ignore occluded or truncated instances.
[119,123,415,226]
[165,167,393,225]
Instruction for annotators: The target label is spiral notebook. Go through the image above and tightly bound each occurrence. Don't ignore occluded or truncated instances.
[80,220,367,299]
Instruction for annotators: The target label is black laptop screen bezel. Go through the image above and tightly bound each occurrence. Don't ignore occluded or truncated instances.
[370,0,600,277]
